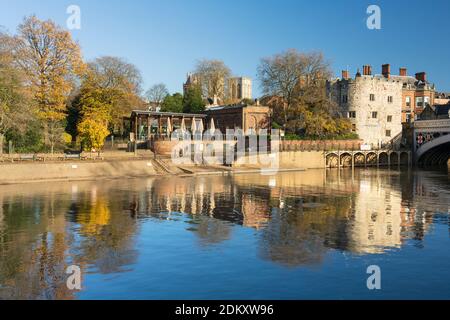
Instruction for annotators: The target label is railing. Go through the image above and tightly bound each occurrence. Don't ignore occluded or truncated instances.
[280,140,362,152]
[380,132,405,151]
[414,119,450,129]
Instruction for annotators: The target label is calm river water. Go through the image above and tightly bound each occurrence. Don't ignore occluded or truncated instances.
[0,169,449,300]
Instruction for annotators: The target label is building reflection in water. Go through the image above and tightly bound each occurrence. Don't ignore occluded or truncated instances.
[0,168,448,298]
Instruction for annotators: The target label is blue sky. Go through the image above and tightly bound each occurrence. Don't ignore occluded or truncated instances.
[1,0,450,96]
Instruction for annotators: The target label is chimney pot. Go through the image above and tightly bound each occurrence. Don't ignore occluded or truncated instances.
[362,65,372,76]
[342,70,349,79]
[399,67,407,77]
[382,64,391,78]
[415,72,427,82]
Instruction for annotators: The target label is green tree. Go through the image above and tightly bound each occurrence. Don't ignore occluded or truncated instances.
[183,86,205,113]
[160,93,183,113]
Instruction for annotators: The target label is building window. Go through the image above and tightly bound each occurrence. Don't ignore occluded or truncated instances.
[352,124,356,132]
[416,97,424,108]
[372,111,378,119]
[388,96,393,103]
[348,111,356,118]
[342,95,348,103]
[370,94,375,101]
[387,115,392,122]
[405,96,411,107]
[386,130,391,137]
[406,113,411,123]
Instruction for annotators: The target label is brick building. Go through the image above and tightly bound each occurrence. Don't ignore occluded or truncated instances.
[205,103,271,135]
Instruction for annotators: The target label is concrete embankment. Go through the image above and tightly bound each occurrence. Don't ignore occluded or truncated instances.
[0,160,157,184]
[0,150,327,184]
[233,151,325,169]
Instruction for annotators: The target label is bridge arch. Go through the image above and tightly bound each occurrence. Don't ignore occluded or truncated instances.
[400,152,410,165]
[366,152,378,166]
[389,152,399,165]
[326,153,339,167]
[340,152,352,167]
[354,152,365,166]
[416,133,450,166]
[378,152,389,166]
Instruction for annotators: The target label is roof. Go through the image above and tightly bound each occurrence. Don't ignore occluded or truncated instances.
[131,110,207,118]
[205,104,267,112]
[435,104,450,116]
[206,104,246,112]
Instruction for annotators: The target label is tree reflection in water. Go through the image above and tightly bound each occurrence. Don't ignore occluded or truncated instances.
[0,169,448,299]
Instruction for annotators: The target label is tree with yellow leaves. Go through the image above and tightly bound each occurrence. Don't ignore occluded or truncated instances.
[13,16,86,153]
[78,118,110,156]
[0,31,32,155]
[76,74,112,155]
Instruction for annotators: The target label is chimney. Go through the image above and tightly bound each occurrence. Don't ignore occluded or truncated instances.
[382,64,391,78]
[399,67,407,77]
[415,72,427,82]
[362,65,372,76]
[342,70,349,79]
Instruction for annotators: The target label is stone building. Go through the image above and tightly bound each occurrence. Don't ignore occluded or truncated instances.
[227,77,252,101]
[183,73,201,96]
[183,73,252,104]
[327,65,404,147]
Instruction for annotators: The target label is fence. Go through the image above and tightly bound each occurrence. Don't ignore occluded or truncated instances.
[281,140,363,152]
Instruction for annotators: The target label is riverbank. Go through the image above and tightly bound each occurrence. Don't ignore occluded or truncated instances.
[0,158,312,185]
[0,150,327,185]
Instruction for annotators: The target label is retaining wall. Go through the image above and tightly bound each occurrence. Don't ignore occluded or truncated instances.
[0,160,157,184]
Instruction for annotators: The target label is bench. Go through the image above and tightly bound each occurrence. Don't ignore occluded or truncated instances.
[60,153,83,161]
[19,154,36,161]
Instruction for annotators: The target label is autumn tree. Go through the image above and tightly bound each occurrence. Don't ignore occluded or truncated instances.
[87,56,144,133]
[13,16,86,153]
[145,83,168,110]
[75,73,112,154]
[194,59,231,102]
[78,119,110,155]
[258,49,351,138]
[0,31,32,154]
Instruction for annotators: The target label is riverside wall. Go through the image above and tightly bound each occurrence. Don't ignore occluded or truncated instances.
[233,151,326,169]
[0,160,157,184]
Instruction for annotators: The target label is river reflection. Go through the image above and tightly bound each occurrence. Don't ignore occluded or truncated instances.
[0,169,449,299]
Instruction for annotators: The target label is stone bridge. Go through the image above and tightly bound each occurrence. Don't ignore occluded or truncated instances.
[414,119,450,167]
[324,150,411,168]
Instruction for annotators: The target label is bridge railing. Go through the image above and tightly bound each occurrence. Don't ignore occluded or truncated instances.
[414,119,450,129]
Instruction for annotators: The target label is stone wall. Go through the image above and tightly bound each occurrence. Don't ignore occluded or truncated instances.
[328,76,403,146]
[233,150,326,169]
[0,160,156,184]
